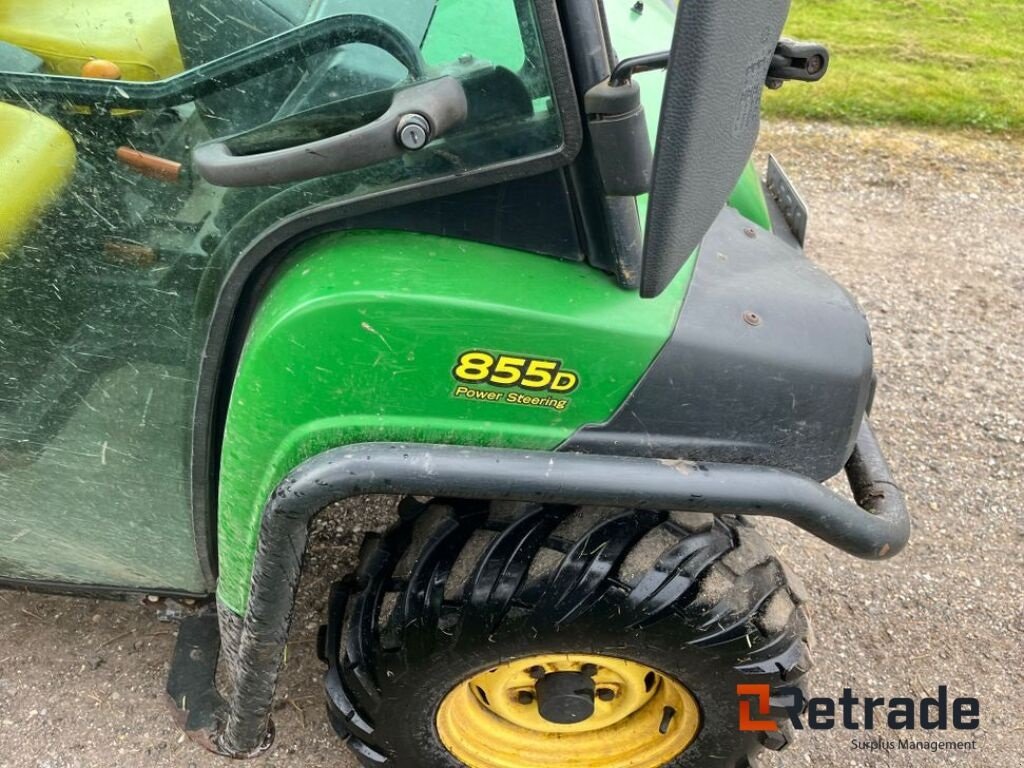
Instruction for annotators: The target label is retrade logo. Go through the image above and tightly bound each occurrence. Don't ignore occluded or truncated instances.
[736,684,980,732]
[737,684,778,731]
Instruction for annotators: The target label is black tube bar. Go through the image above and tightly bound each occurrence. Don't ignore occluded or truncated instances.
[214,418,908,755]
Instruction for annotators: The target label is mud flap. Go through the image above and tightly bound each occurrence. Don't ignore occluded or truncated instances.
[166,610,231,754]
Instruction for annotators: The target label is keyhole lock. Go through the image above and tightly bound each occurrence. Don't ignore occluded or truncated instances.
[396,113,432,150]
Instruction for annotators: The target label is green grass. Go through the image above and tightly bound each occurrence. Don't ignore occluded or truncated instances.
[764,0,1024,133]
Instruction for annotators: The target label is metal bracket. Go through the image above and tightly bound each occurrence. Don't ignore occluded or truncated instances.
[766,154,809,246]
[166,611,233,755]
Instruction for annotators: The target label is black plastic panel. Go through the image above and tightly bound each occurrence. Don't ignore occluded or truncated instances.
[344,171,583,261]
[562,207,873,481]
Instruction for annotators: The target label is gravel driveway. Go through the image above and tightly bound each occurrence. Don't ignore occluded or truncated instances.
[1,121,1022,767]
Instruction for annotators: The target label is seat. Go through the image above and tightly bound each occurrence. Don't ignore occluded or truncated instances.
[0,104,77,257]
[0,0,183,80]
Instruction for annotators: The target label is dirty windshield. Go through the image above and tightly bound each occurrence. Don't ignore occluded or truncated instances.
[0,0,563,591]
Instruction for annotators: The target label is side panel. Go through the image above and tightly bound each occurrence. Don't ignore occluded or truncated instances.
[216,231,693,614]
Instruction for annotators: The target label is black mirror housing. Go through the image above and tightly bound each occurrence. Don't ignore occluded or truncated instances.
[641,0,792,297]
[584,78,653,197]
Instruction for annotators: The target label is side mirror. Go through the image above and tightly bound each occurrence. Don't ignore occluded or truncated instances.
[641,0,792,297]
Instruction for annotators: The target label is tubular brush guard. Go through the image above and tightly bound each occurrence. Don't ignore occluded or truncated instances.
[169,418,908,756]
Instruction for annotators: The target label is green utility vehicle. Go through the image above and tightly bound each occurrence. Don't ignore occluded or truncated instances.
[0,0,909,765]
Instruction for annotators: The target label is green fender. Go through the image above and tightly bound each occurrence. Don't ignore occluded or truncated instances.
[216,232,694,614]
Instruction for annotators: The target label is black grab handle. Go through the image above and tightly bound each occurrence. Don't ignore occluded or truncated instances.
[192,77,468,187]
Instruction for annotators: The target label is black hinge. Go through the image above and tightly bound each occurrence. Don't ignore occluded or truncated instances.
[766,39,831,89]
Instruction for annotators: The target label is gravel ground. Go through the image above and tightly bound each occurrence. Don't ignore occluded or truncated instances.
[1,121,1022,767]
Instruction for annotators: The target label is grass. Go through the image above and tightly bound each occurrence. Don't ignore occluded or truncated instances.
[763,0,1024,133]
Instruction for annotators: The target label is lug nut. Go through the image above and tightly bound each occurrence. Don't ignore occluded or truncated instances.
[517,690,535,705]
[580,663,598,677]
[529,665,547,680]
[597,688,616,702]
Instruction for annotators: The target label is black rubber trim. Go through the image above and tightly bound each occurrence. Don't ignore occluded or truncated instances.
[556,0,644,285]
[215,427,908,755]
[0,576,210,601]
[187,0,582,586]
[166,610,231,755]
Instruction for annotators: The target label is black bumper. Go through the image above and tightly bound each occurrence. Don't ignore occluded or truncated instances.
[173,423,908,757]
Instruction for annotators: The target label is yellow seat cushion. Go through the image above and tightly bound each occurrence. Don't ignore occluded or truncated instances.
[0,0,184,81]
[0,104,77,257]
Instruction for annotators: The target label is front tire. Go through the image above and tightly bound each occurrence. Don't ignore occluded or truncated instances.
[322,499,812,768]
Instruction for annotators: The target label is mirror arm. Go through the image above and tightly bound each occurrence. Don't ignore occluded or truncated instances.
[611,38,829,92]
[609,51,670,87]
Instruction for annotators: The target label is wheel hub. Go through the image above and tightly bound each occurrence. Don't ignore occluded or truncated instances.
[435,653,701,768]
[535,670,596,725]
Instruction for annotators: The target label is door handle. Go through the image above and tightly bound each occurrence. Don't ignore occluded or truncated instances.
[192,77,468,187]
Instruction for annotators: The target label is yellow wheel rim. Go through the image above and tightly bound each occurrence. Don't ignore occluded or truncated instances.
[436,654,700,768]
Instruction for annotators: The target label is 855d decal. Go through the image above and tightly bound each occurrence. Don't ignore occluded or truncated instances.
[453,351,579,392]
[451,350,579,411]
